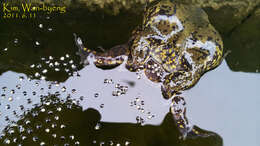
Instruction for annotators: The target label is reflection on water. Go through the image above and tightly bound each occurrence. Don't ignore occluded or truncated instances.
[0,55,259,145]
[0,62,222,146]
[184,60,260,146]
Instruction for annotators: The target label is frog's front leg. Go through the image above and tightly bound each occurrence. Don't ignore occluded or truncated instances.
[74,33,129,69]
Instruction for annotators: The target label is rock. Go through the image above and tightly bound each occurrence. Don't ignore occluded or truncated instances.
[224,6,260,72]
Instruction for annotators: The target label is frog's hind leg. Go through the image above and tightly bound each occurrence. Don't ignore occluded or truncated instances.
[170,96,216,139]
[73,33,94,66]
[170,96,191,139]
[94,44,128,69]
[74,33,128,69]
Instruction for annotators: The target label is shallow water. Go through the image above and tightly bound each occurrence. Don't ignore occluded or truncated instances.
[0,6,259,146]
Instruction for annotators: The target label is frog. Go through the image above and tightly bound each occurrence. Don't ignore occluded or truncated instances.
[74,0,223,139]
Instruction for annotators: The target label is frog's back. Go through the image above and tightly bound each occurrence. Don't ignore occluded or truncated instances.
[141,0,223,72]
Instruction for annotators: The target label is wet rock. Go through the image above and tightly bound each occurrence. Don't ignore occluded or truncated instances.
[223,6,260,73]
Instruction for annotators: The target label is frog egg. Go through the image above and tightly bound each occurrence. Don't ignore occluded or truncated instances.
[34,72,40,77]
[57,107,62,112]
[35,41,40,46]
[60,124,66,129]
[54,116,59,120]
[54,61,60,66]
[5,104,10,109]
[71,89,76,94]
[52,133,57,138]
[16,84,21,89]
[100,104,104,108]
[36,64,42,68]
[45,128,50,133]
[4,139,10,144]
[71,64,76,69]
[69,60,74,64]
[40,142,46,146]
[33,136,38,142]
[19,76,24,81]
[30,64,35,68]
[38,24,43,28]
[94,93,99,98]
[61,86,66,92]
[51,123,57,128]
[49,56,54,60]
[14,38,18,44]
[125,141,130,146]
[94,123,101,130]
[60,56,65,61]
[8,97,13,101]
[40,76,46,80]
[42,69,48,74]
[55,68,60,72]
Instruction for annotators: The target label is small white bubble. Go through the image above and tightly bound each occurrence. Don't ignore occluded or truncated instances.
[48,28,53,31]
[49,56,53,60]
[3,48,8,51]
[65,54,70,58]
[60,56,65,61]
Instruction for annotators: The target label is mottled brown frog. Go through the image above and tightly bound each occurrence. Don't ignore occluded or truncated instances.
[74,0,223,139]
